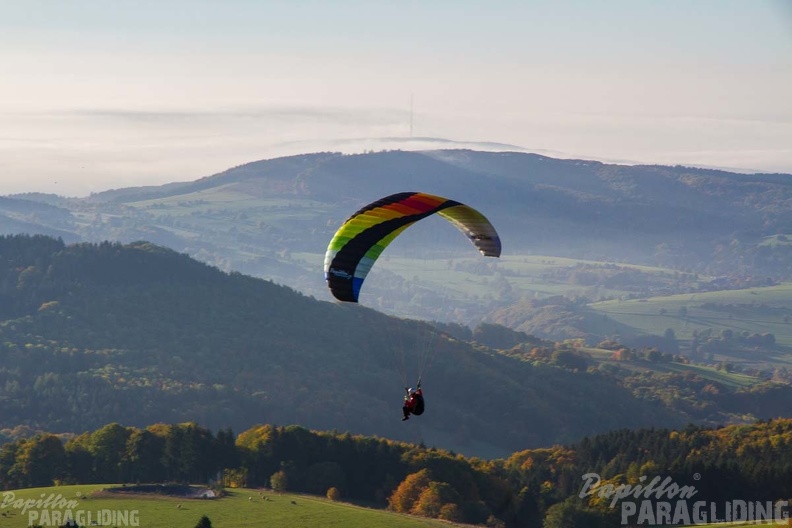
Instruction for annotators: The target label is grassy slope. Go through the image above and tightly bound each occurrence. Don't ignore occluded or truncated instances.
[0,485,463,528]
[589,283,792,348]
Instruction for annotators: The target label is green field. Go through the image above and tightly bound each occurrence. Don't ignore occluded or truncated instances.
[582,346,763,388]
[589,283,792,348]
[0,485,462,528]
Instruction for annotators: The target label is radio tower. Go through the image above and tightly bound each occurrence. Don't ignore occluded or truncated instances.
[409,93,414,137]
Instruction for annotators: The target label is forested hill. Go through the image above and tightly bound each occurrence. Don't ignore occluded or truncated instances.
[5,149,792,304]
[0,234,690,457]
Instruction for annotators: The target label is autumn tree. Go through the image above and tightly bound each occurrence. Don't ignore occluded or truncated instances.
[388,468,431,513]
[326,487,341,501]
[10,434,66,488]
[411,481,459,518]
[438,502,463,522]
[270,469,289,491]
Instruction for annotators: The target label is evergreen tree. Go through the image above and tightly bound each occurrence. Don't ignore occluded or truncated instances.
[194,515,212,528]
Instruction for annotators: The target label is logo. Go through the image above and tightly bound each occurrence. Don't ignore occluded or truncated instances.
[579,472,790,525]
[328,268,352,279]
[1,491,140,527]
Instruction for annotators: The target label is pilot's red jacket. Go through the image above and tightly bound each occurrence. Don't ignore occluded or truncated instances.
[403,388,424,415]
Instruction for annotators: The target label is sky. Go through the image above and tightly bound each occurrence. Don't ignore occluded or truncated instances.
[1,0,791,196]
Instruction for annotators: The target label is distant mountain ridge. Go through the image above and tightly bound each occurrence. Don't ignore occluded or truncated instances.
[2,149,791,325]
[7,148,790,246]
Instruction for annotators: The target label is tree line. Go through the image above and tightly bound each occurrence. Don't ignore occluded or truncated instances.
[3,419,792,527]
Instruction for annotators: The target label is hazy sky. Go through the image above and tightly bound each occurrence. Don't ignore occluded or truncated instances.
[2,0,791,196]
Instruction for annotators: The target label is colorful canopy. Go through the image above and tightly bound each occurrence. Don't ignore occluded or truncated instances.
[324,192,501,302]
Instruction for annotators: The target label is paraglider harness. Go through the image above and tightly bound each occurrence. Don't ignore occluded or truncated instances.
[412,388,425,415]
[402,381,424,420]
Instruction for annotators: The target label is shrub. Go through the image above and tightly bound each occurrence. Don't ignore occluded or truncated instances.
[327,487,341,501]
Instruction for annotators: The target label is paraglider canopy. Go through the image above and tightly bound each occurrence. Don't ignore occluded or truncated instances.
[324,191,501,302]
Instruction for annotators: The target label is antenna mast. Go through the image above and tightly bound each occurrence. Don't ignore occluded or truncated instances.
[409,93,414,137]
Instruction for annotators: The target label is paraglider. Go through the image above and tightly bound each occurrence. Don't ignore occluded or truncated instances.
[324,191,501,303]
[402,384,424,421]
[323,191,501,421]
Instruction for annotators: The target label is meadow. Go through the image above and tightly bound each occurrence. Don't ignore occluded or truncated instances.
[0,484,462,528]
[589,282,792,348]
